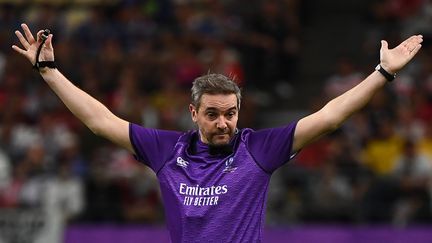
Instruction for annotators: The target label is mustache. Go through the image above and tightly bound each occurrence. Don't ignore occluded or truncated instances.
[214,130,230,135]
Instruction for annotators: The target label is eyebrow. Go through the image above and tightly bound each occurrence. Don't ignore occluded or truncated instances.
[204,106,237,112]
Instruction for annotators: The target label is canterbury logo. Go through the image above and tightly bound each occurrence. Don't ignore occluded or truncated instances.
[176,157,189,168]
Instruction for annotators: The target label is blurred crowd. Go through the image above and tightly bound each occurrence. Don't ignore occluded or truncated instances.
[269,0,432,227]
[0,0,432,234]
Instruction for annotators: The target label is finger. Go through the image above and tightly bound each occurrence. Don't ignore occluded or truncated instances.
[405,35,423,52]
[36,30,44,43]
[14,30,30,49]
[401,35,422,51]
[409,44,422,57]
[414,35,424,44]
[21,23,35,44]
[11,45,27,56]
[380,40,388,51]
[401,35,418,46]
[44,34,53,48]
[414,34,424,40]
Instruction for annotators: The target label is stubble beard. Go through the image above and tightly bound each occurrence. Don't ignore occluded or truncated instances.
[208,130,233,147]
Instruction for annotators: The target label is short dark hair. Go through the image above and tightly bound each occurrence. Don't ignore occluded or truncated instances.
[191,74,241,110]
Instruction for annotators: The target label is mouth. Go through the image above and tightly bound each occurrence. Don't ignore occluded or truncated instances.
[215,134,229,138]
[212,134,230,143]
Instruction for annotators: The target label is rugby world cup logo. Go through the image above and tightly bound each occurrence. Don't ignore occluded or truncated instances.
[223,157,237,173]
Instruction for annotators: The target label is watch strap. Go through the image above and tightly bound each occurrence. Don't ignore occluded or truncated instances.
[375,64,396,82]
[33,61,57,70]
[33,30,56,71]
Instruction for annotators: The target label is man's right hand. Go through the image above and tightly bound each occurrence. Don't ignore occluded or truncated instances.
[12,23,55,67]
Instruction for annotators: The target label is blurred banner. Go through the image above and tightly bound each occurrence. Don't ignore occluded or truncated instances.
[0,209,64,243]
[0,209,44,243]
[65,225,432,243]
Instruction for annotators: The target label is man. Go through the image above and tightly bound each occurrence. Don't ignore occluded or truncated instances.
[12,23,422,242]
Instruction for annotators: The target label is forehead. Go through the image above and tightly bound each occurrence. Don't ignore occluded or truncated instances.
[200,93,237,110]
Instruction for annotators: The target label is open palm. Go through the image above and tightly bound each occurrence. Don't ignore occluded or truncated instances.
[12,23,54,66]
[379,35,423,74]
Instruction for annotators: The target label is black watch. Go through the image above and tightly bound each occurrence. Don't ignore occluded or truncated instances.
[375,64,396,82]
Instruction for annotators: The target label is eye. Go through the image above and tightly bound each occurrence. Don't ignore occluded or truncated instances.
[206,112,217,120]
[226,111,236,119]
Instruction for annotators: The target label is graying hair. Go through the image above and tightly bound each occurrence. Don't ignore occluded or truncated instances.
[191,73,242,110]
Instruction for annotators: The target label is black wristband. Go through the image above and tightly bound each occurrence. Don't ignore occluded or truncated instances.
[375,64,396,82]
[33,29,56,71]
[33,61,57,70]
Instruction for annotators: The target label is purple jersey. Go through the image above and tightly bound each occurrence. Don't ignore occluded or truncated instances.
[130,122,297,243]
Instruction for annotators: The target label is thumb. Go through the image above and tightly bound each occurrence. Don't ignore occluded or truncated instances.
[45,34,53,48]
[380,40,388,51]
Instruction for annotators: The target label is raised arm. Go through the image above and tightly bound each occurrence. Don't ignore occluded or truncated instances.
[293,35,423,152]
[12,23,134,153]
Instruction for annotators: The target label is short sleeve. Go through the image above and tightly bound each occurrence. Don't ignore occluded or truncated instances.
[129,123,183,173]
[246,121,298,173]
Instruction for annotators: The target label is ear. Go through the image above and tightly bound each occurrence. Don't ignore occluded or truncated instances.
[189,104,197,123]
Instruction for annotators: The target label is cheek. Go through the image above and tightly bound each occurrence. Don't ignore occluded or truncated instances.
[196,119,213,132]
[228,118,238,128]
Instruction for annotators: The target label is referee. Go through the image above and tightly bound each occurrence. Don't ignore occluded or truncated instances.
[13,23,422,242]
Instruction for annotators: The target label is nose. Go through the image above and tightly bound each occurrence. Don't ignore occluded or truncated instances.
[216,116,228,130]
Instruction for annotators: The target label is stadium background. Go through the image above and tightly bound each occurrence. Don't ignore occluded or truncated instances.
[1,0,432,242]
